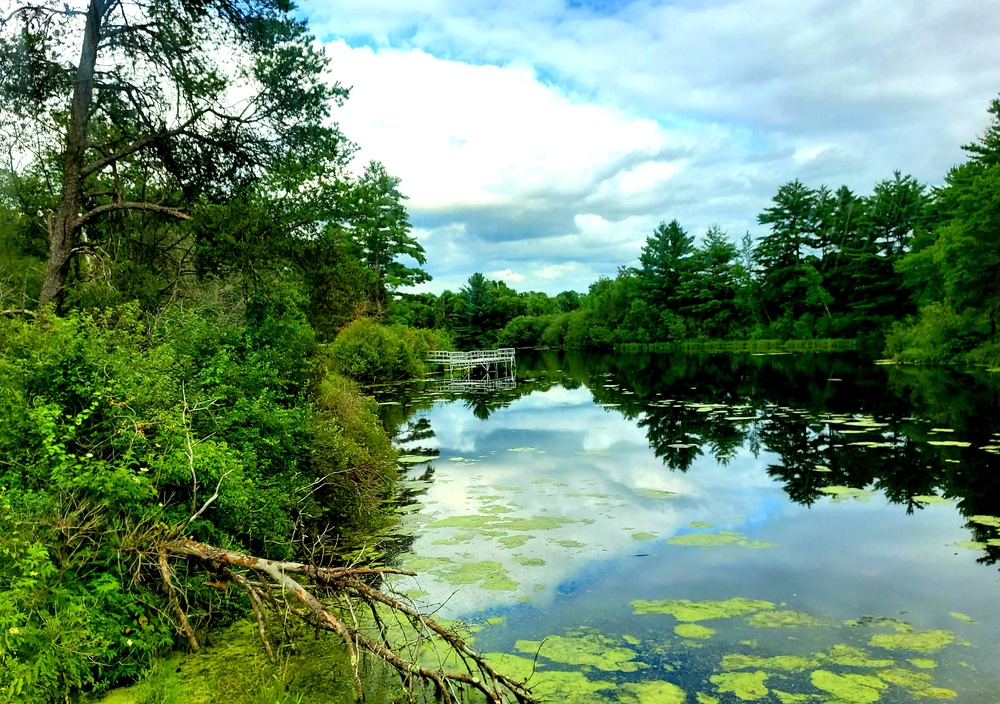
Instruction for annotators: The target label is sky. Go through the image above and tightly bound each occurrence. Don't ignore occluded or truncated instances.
[296,0,1000,296]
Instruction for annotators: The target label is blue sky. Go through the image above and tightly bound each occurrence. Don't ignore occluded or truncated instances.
[297,0,1000,295]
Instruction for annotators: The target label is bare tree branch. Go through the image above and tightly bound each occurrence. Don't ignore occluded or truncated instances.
[75,201,193,227]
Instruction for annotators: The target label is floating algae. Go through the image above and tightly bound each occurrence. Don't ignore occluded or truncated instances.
[926,440,971,447]
[674,624,716,639]
[747,610,830,628]
[868,629,954,653]
[821,644,893,668]
[968,515,1000,528]
[810,670,887,703]
[554,539,586,548]
[513,556,546,567]
[667,530,775,548]
[631,597,774,621]
[819,486,877,502]
[498,535,534,549]
[721,654,819,672]
[480,653,614,702]
[908,658,937,669]
[631,532,657,540]
[514,632,645,672]
[635,488,678,499]
[710,671,770,700]
[877,668,957,699]
[435,561,519,591]
[618,681,686,704]
[689,521,714,529]
[950,612,975,623]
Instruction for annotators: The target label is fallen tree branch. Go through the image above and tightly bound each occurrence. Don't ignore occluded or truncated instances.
[162,538,536,704]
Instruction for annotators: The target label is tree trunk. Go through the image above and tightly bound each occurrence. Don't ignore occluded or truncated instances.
[39,0,103,309]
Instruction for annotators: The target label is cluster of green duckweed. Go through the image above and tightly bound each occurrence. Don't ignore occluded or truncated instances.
[810,670,887,703]
[819,486,877,502]
[514,556,546,566]
[667,530,776,548]
[435,560,520,590]
[868,628,954,653]
[617,681,687,704]
[631,531,657,540]
[722,653,820,672]
[514,631,646,672]
[675,624,717,639]
[747,609,830,628]
[822,645,893,668]
[877,668,957,698]
[949,611,975,623]
[710,671,770,700]
[479,652,615,703]
[631,597,775,620]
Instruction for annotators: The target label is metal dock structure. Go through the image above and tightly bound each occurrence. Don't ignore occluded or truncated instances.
[426,348,516,378]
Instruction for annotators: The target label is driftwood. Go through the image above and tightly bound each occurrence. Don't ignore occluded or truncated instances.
[159,538,537,704]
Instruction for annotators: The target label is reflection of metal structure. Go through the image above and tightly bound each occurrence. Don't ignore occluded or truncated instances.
[426,348,516,378]
[427,376,517,395]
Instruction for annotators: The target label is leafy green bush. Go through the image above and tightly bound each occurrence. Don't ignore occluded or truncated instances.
[324,318,450,384]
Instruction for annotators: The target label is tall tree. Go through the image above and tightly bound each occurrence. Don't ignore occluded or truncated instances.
[346,161,429,312]
[1,0,349,308]
[637,219,695,309]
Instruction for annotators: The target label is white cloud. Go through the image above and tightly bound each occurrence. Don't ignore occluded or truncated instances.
[302,0,1000,293]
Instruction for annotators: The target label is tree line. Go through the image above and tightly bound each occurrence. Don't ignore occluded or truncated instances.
[387,101,1000,366]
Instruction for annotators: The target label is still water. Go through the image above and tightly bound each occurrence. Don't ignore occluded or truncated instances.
[374,351,1000,703]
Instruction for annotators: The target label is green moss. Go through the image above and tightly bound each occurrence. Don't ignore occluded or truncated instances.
[746,610,829,628]
[810,670,887,703]
[722,654,819,672]
[674,624,716,639]
[868,629,954,653]
[710,671,770,700]
[631,597,775,621]
[514,633,644,672]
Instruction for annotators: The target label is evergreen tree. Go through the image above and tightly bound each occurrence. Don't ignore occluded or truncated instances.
[637,219,695,310]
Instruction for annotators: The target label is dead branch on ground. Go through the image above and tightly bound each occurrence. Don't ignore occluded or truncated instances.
[159,538,537,704]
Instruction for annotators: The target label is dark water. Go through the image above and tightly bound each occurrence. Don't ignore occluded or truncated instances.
[375,351,1000,703]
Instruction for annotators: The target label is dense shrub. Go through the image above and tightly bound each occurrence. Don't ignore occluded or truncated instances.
[325,318,450,384]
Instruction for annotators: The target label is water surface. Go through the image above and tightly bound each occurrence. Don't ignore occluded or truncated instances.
[376,351,1000,703]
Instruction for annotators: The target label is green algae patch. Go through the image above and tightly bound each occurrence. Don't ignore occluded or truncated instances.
[513,556,546,567]
[514,632,645,672]
[667,530,775,548]
[950,611,975,623]
[773,691,816,703]
[555,539,586,548]
[909,658,937,669]
[432,534,475,545]
[913,495,952,504]
[697,693,721,704]
[436,561,519,591]
[689,521,714,529]
[502,515,575,531]
[636,488,678,499]
[426,515,498,530]
[927,440,971,447]
[710,671,770,700]
[480,653,614,702]
[722,654,819,672]
[618,681,687,704]
[399,555,453,572]
[631,597,774,621]
[397,454,435,464]
[498,534,534,549]
[822,645,894,668]
[968,515,1000,528]
[869,629,954,653]
[631,532,657,540]
[747,610,829,628]
[674,623,716,639]
[810,670,887,703]
[877,668,957,699]
[819,486,877,502]
[623,634,641,646]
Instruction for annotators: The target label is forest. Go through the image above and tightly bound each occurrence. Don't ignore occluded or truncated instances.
[0,0,998,702]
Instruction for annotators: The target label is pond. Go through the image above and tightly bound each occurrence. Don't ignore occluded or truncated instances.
[374,350,1000,703]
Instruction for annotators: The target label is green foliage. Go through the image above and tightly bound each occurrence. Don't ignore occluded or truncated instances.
[325,318,449,384]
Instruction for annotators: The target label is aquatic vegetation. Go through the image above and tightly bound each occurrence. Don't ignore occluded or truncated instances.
[949,611,975,623]
[722,654,819,672]
[631,597,775,621]
[635,488,678,499]
[631,532,657,540]
[868,629,954,653]
[514,556,546,566]
[667,530,775,548]
[617,680,687,704]
[514,632,645,672]
[554,539,586,548]
[746,610,830,628]
[821,645,894,668]
[710,671,770,700]
[819,486,877,502]
[435,561,520,591]
[909,658,937,669]
[968,515,1000,527]
[499,535,534,549]
[479,653,615,701]
[810,670,887,703]
[674,624,716,639]
[877,668,957,698]
[926,440,971,447]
